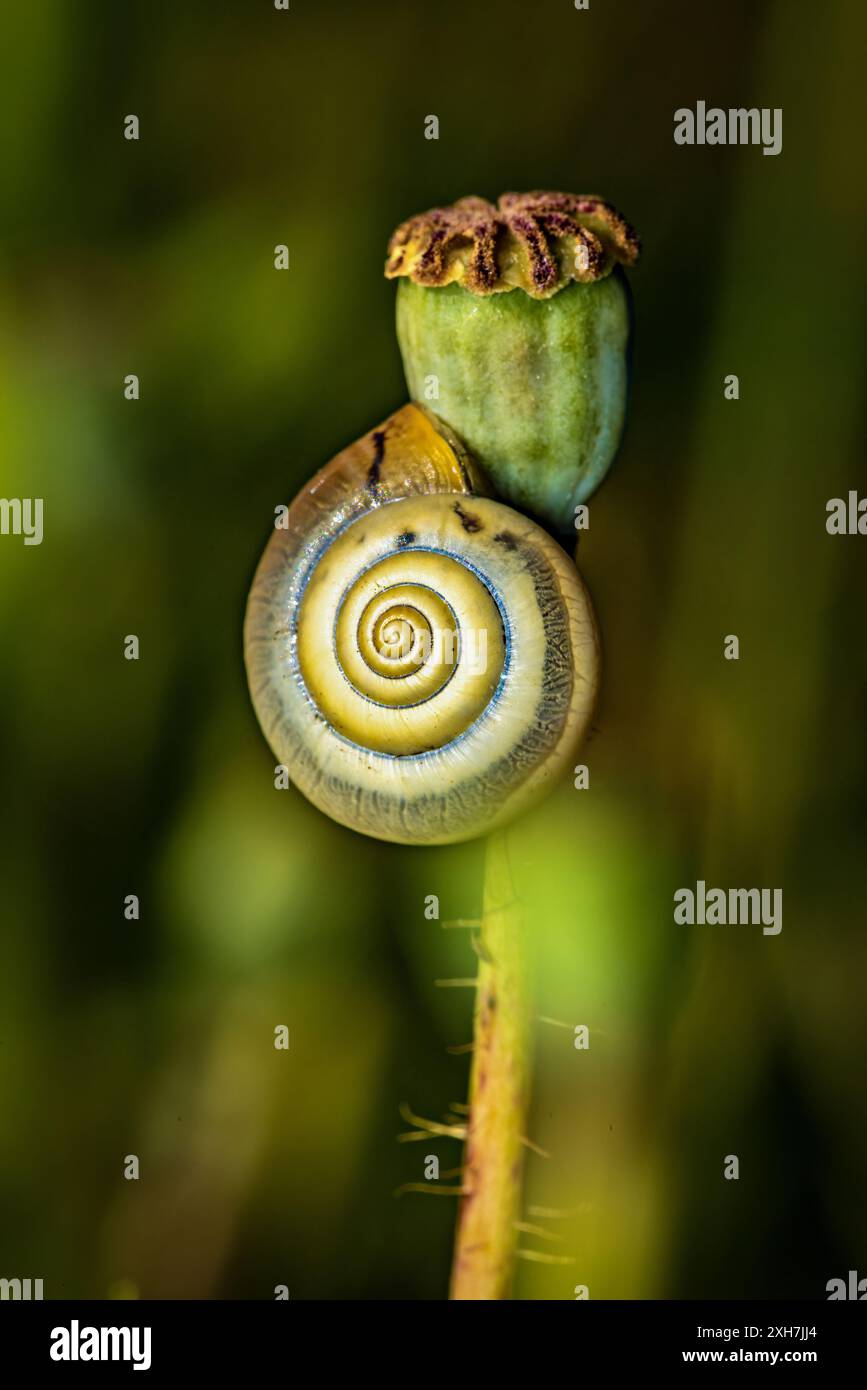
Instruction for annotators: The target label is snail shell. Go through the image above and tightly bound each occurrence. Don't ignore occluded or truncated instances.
[244,404,600,845]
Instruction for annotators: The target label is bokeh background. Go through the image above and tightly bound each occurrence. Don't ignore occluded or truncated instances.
[1,0,865,1300]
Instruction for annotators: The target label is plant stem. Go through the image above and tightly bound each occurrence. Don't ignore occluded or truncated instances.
[449,828,532,1300]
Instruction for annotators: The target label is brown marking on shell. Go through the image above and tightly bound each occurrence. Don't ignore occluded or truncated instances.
[385,190,639,299]
[367,428,387,499]
[453,501,484,533]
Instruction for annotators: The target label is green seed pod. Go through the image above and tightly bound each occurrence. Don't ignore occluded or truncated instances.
[386,192,639,531]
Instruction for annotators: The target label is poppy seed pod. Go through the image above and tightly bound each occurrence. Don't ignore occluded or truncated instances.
[386,191,639,531]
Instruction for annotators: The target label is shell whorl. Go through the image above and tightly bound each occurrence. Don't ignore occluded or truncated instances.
[244,404,600,845]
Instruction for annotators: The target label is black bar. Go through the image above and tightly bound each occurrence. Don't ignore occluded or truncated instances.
[1,1299,862,1375]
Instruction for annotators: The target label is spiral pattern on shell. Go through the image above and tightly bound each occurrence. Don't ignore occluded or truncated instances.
[244,404,600,845]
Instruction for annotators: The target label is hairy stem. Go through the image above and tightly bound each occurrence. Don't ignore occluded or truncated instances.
[449,829,532,1300]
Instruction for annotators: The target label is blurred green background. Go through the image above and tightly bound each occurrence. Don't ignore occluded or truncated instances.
[1,0,865,1300]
